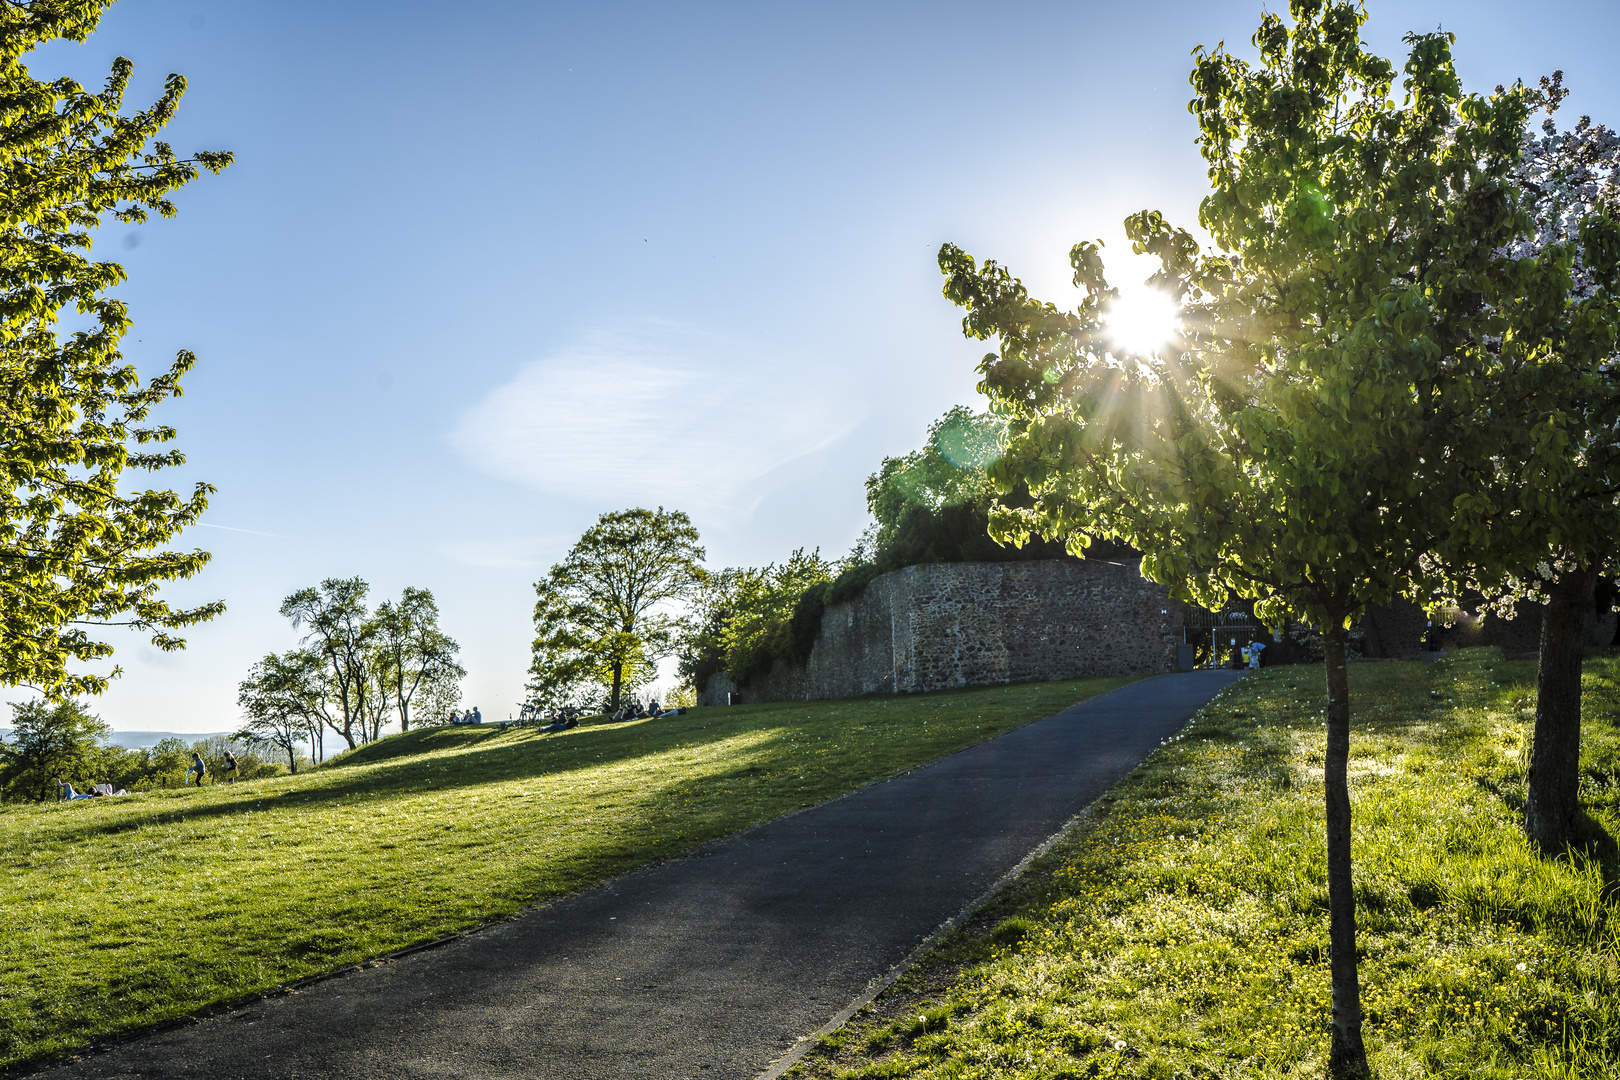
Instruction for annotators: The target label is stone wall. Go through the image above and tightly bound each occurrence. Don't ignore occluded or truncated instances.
[700,558,1183,705]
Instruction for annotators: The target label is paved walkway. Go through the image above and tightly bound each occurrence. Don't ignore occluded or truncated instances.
[34,671,1244,1080]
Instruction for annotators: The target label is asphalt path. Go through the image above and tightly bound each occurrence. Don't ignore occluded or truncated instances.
[33,670,1245,1080]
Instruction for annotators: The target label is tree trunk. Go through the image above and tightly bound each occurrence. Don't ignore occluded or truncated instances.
[610,662,624,713]
[1322,629,1368,1079]
[1525,566,1598,849]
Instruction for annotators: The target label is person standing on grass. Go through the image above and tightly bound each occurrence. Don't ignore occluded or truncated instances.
[223,750,239,783]
[187,752,206,787]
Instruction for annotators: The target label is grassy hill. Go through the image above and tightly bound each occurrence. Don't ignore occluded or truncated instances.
[0,674,1139,1072]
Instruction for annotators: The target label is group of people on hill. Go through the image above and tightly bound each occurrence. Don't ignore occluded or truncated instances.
[449,707,483,725]
[536,706,582,733]
[59,782,130,799]
[610,699,683,722]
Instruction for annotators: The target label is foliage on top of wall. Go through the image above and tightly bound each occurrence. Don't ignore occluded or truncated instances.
[679,408,1134,690]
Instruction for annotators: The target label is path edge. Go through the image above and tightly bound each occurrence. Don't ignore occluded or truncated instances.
[753,669,1244,1080]
[754,802,1098,1080]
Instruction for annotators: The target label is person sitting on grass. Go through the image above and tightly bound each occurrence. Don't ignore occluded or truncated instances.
[187,752,207,786]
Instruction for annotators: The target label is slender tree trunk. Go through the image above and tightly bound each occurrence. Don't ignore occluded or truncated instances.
[1322,628,1368,1079]
[610,662,624,713]
[1525,566,1598,848]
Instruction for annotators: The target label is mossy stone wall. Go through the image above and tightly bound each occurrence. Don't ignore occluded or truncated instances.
[701,558,1182,705]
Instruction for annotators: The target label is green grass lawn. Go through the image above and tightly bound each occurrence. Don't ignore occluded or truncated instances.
[0,674,1139,1072]
[791,649,1620,1080]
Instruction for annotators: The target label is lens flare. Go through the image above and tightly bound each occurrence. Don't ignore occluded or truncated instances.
[1104,288,1180,357]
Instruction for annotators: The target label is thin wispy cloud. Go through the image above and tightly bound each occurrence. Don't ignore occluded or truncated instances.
[195,522,283,538]
[448,323,853,522]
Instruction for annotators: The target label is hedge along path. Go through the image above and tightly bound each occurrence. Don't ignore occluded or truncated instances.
[0,674,1140,1072]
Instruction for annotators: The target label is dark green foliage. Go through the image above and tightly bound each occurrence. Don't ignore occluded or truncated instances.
[717,549,834,685]
[0,698,108,800]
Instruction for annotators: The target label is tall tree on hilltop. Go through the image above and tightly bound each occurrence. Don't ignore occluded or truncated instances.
[530,508,706,712]
[372,587,464,733]
[281,578,373,750]
[0,1,232,695]
[939,5,1550,1073]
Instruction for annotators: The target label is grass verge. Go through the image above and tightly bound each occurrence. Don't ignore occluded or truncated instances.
[789,649,1620,1079]
[0,674,1138,1072]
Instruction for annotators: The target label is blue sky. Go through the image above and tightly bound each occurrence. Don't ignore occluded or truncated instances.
[29,0,1620,731]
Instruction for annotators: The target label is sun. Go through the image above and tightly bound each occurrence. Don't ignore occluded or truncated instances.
[1103,287,1180,357]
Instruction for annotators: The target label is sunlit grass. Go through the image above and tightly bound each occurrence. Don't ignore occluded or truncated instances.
[792,649,1620,1079]
[0,674,1138,1071]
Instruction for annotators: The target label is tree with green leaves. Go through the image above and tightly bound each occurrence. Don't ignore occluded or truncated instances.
[716,548,834,684]
[372,587,464,733]
[144,735,190,787]
[0,1,232,697]
[938,5,1546,1073]
[280,578,373,750]
[236,649,330,773]
[1427,85,1620,849]
[0,697,109,800]
[530,507,706,712]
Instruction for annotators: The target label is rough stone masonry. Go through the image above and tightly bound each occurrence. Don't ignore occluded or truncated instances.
[700,558,1185,705]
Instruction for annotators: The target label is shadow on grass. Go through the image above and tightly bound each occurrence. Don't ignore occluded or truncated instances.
[1573,810,1620,896]
[42,717,778,842]
[42,681,1118,845]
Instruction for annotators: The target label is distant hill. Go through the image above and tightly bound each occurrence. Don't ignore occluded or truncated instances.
[102,731,238,750]
[0,729,237,749]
